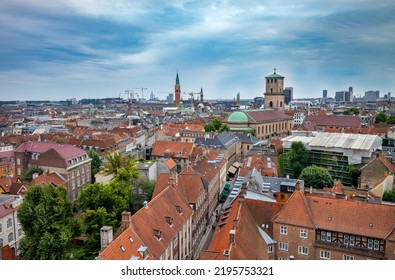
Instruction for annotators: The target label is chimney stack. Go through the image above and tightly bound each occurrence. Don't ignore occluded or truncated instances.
[100,226,113,251]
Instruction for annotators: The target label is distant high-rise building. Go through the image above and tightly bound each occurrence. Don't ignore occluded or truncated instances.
[175,72,181,107]
[335,90,353,102]
[264,68,285,111]
[254,97,264,108]
[236,92,240,106]
[167,93,174,104]
[150,91,154,100]
[323,90,328,99]
[349,86,353,93]
[284,87,293,105]
[364,90,379,102]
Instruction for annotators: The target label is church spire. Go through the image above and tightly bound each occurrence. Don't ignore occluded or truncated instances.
[176,71,180,86]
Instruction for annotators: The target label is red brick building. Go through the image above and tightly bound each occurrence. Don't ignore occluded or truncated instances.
[272,190,395,260]
[14,142,92,201]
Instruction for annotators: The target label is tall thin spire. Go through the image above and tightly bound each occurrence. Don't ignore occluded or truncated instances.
[176,71,180,86]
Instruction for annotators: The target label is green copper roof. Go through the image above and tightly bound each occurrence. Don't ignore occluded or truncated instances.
[176,72,180,85]
[265,68,284,78]
[227,111,249,123]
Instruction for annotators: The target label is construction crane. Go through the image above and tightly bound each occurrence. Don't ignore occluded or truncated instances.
[183,91,202,109]
[134,87,147,100]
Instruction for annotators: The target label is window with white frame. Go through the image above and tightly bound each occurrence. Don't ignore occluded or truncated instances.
[278,242,288,251]
[368,238,373,249]
[326,231,331,242]
[280,225,288,235]
[268,246,273,253]
[300,229,308,238]
[320,231,326,241]
[8,232,14,243]
[320,250,331,259]
[374,239,380,250]
[343,255,354,260]
[7,218,12,229]
[298,246,308,255]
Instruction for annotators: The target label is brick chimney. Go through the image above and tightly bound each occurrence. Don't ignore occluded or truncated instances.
[121,212,132,228]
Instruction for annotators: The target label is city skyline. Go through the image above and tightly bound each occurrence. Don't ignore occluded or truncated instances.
[1,0,394,101]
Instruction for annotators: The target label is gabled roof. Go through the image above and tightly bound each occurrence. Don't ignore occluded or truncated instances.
[130,186,193,259]
[178,172,205,204]
[99,227,153,260]
[245,110,292,123]
[201,197,270,260]
[152,173,171,199]
[272,190,316,228]
[151,141,194,159]
[273,190,395,239]
[14,142,87,161]
[360,153,395,174]
[304,115,361,128]
[31,172,67,187]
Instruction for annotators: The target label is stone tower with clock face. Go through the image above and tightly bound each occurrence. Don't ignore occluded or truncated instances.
[264,68,285,111]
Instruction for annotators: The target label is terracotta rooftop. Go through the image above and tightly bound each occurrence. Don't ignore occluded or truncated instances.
[201,197,271,260]
[246,110,293,123]
[15,142,87,161]
[273,190,395,239]
[151,141,194,159]
[99,227,153,260]
[304,115,361,128]
[31,172,67,187]
[130,186,193,259]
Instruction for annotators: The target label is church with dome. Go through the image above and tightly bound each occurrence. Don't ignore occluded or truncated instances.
[224,69,294,139]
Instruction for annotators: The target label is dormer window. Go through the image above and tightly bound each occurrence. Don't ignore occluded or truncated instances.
[153,229,162,240]
[176,205,183,214]
[165,216,173,226]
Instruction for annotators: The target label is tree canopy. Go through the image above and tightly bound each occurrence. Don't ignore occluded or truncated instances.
[343,108,360,115]
[87,150,102,176]
[17,185,77,259]
[285,141,309,178]
[21,166,44,181]
[299,165,333,189]
[382,189,395,203]
[204,119,222,132]
[375,112,388,124]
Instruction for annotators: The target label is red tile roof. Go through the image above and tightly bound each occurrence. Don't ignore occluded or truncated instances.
[304,115,361,128]
[152,173,171,198]
[201,197,270,260]
[31,172,67,187]
[130,186,193,259]
[151,141,194,159]
[1,245,17,260]
[274,190,395,239]
[15,142,87,161]
[99,227,153,260]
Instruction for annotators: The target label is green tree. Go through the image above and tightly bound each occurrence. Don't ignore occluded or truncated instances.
[87,150,102,176]
[375,112,388,124]
[77,180,132,252]
[131,179,156,212]
[285,141,309,178]
[277,154,284,177]
[299,165,333,189]
[348,165,361,187]
[382,189,395,202]
[56,138,65,144]
[101,151,135,177]
[21,166,44,181]
[17,185,77,259]
[245,129,256,137]
[218,123,230,133]
[204,118,223,132]
[386,115,395,124]
[343,108,360,115]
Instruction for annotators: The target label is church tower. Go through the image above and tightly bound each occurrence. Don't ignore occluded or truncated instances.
[175,72,181,107]
[264,68,285,111]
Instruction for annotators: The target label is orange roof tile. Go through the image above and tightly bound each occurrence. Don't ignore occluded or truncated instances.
[152,173,171,198]
[99,227,152,260]
[151,141,194,159]
[130,186,193,259]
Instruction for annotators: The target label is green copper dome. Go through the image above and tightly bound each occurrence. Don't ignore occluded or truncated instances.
[227,111,249,123]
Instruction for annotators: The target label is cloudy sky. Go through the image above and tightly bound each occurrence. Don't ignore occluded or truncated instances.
[1,0,394,101]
